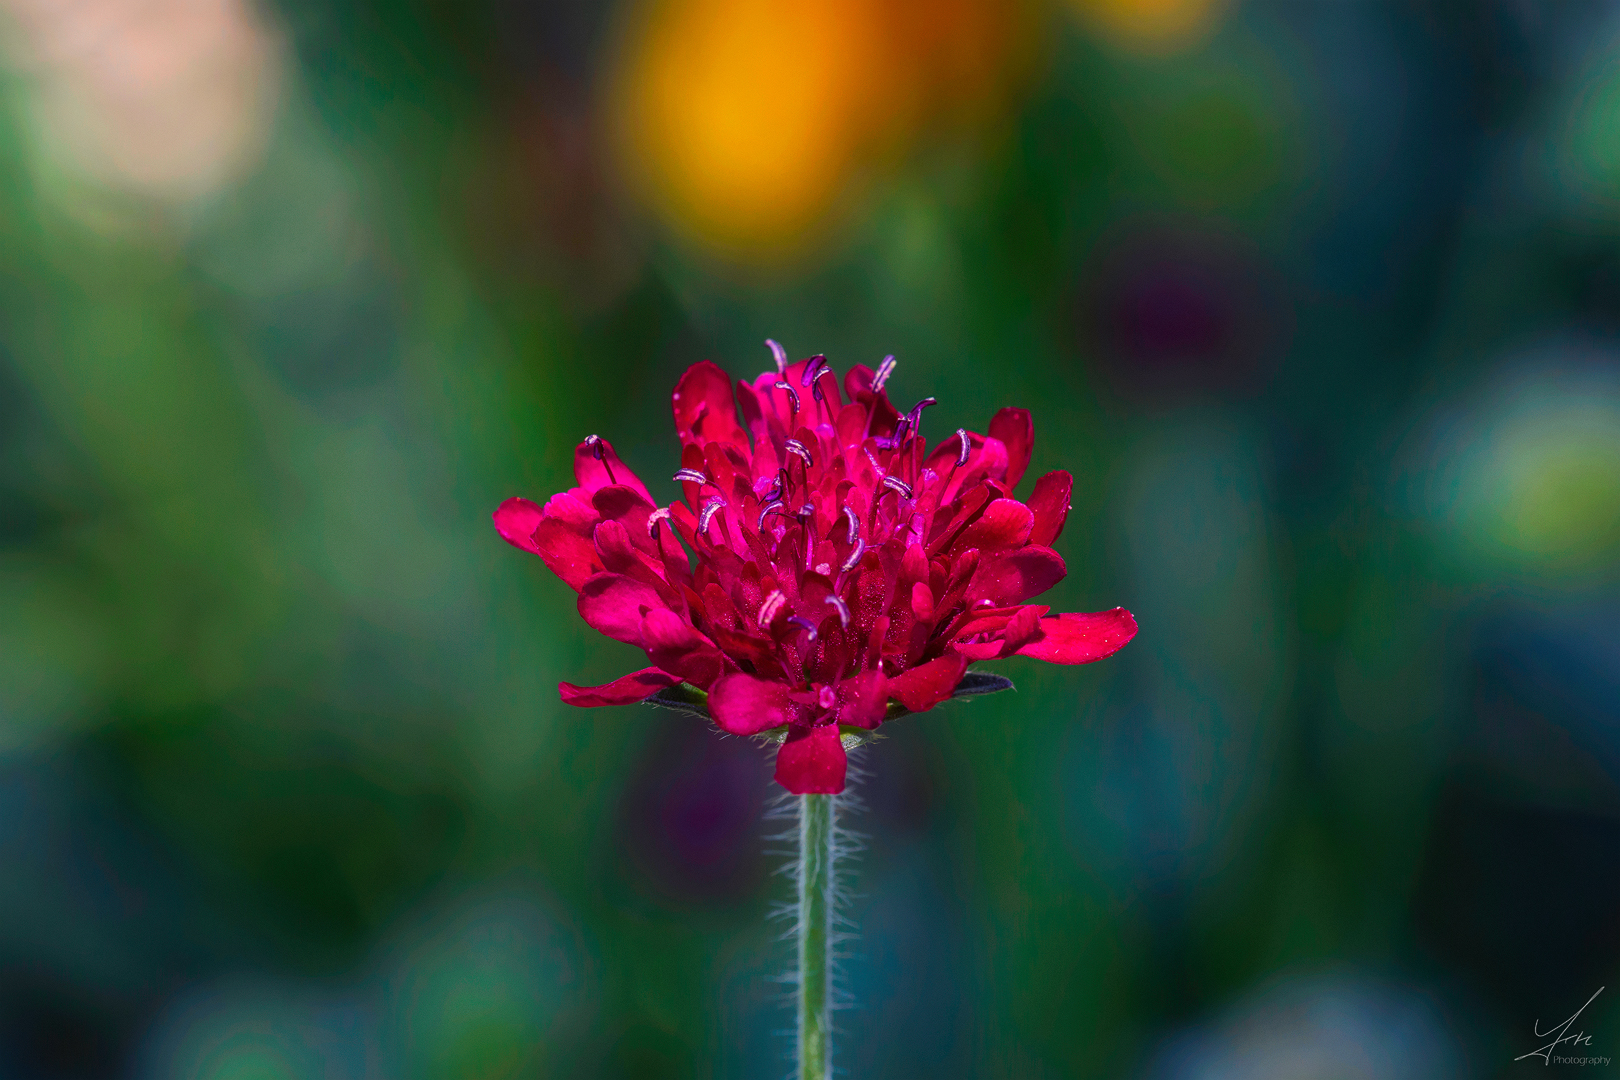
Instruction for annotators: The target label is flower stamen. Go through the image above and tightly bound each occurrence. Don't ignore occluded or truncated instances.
[873,355,897,392]
[585,434,618,485]
[697,497,725,537]
[800,354,829,389]
[774,381,800,418]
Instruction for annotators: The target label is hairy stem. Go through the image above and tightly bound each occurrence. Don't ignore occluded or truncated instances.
[798,792,834,1080]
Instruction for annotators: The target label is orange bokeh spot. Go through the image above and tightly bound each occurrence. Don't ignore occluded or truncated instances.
[614,0,1018,259]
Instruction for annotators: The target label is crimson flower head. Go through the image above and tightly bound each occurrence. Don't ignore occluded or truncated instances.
[495,346,1136,795]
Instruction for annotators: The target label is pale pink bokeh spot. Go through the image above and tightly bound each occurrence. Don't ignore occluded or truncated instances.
[0,0,281,201]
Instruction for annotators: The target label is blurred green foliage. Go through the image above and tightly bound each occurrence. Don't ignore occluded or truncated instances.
[0,1,1618,1078]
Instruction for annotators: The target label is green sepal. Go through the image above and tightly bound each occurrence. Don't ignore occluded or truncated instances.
[644,670,1014,727]
[749,724,881,750]
[952,671,1016,697]
[643,682,711,719]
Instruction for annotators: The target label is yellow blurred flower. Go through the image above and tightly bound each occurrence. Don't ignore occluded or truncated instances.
[612,0,1019,260]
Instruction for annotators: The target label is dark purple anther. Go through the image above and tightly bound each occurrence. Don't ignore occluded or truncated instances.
[839,538,865,572]
[585,433,618,484]
[841,505,860,543]
[786,615,818,642]
[798,502,816,520]
[875,417,910,451]
[882,475,913,499]
[824,594,851,628]
[904,397,937,432]
[763,470,786,505]
[757,500,784,530]
[784,439,813,470]
[646,507,672,537]
[955,428,970,467]
[800,354,829,388]
[674,468,709,485]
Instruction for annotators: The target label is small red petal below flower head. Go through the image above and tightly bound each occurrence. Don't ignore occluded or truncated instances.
[493,497,544,554]
[559,667,681,707]
[775,724,847,794]
[1014,608,1138,665]
[709,672,793,736]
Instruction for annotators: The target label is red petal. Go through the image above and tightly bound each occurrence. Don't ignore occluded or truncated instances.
[573,436,653,503]
[533,516,603,590]
[988,408,1034,488]
[911,581,935,622]
[886,652,968,712]
[592,486,657,548]
[967,546,1067,607]
[997,604,1045,655]
[640,608,727,689]
[709,672,793,735]
[673,360,749,452]
[844,364,875,398]
[1015,608,1138,664]
[493,497,544,554]
[542,491,598,530]
[954,642,1000,660]
[559,667,681,707]
[955,498,1033,553]
[592,519,641,573]
[577,572,667,644]
[834,669,887,729]
[775,725,847,794]
[1027,471,1072,548]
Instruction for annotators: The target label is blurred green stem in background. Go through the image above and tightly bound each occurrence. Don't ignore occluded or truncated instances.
[798,792,834,1080]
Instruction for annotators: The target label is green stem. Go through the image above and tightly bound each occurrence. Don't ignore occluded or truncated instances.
[798,792,834,1080]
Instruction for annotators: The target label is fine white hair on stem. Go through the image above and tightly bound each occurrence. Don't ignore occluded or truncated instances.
[762,741,866,1078]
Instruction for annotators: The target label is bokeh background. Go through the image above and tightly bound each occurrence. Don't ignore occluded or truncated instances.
[1,0,1618,1076]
